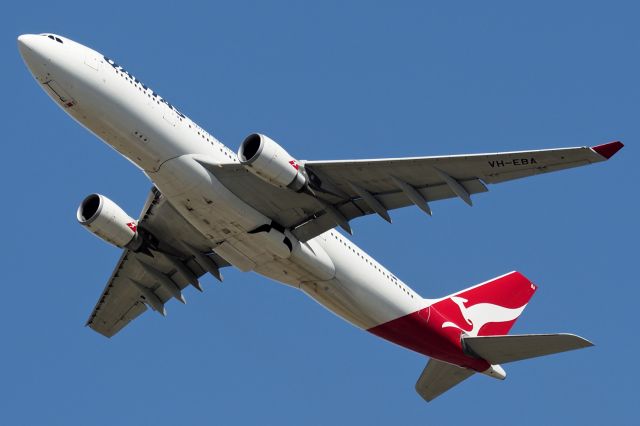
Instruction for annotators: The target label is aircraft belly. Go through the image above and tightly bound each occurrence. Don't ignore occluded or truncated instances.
[301,233,427,330]
[218,233,323,286]
[146,159,429,329]
[149,155,270,230]
[91,126,425,329]
[143,155,337,286]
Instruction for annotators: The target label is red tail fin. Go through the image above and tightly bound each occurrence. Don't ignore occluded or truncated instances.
[432,271,537,337]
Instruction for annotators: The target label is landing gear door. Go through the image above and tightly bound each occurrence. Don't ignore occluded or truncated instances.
[43,80,76,108]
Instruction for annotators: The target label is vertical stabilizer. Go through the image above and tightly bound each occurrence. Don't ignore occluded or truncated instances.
[433,271,537,337]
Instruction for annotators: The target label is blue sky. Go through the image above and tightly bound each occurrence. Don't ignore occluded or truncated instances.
[2,1,637,424]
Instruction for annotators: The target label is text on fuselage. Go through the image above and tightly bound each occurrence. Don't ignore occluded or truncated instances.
[103,56,186,119]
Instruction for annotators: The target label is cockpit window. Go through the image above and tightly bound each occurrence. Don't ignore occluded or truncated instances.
[43,34,63,44]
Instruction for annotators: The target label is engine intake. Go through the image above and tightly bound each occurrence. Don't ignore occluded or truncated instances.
[238,133,307,191]
[77,194,141,249]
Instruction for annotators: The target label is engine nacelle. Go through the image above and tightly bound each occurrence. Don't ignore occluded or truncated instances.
[237,133,307,191]
[77,194,141,249]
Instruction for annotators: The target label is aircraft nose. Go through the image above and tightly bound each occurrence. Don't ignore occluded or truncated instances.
[17,34,36,55]
[17,34,48,66]
[17,33,53,79]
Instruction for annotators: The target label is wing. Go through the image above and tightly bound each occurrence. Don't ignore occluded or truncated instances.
[201,141,623,241]
[415,358,475,402]
[86,187,230,338]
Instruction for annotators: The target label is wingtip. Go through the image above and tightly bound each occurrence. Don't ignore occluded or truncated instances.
[591,141,624,159]
[559,333,595,348]
[576,335,595,348]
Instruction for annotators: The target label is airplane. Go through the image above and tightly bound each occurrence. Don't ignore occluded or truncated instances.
[17,33,623,402]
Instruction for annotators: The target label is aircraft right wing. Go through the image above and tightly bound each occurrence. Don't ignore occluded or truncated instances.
[86,187,229,338]
[201,141,623,241]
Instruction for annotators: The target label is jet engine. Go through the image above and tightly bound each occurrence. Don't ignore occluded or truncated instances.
[77,194,142,249]
[237,133,307,191]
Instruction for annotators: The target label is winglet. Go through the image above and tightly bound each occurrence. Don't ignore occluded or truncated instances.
[591,141,624,159]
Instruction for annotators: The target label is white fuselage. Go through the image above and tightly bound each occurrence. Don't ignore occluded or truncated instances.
[18,34,426,331]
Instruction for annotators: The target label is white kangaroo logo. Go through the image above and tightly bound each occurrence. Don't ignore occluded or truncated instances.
[442,296,527,337]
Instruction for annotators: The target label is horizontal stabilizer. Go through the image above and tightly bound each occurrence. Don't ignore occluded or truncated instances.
[415,358,475,402]
[462,333,593,365]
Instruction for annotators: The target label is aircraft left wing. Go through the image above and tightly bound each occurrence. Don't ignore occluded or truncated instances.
[201,141,622,241]
[86,187,229,337]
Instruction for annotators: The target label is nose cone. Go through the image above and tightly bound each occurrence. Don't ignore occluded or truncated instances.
[18,34,38,57]
[18,34,50,75]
